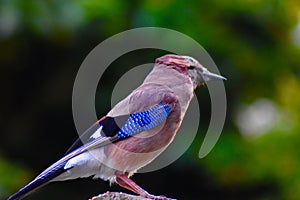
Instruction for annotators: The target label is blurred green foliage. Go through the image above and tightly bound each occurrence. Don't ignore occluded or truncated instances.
[0,156,31,199]
[1,0,300,199]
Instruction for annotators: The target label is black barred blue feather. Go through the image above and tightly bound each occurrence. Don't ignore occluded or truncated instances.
[117,103,171,139]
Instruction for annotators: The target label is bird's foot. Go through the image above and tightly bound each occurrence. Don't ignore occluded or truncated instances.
[141,193,176,200]
[115,173,176,200]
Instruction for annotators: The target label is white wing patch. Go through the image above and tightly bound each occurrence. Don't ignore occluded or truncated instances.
[90,125,103,139]
[64,152,93,169]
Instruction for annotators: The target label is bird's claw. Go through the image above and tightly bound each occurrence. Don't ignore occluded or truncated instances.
[142,193,176,200]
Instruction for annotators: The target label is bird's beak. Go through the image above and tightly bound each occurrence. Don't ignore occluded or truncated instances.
[201,70,227,82]
[189,65,226,88]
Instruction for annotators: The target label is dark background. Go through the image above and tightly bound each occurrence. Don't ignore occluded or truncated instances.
[1,1,300,199]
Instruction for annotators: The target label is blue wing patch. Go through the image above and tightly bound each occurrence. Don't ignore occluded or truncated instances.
[117,103,172,139]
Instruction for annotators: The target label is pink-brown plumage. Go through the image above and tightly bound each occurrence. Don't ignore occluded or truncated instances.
[8,54,226,200]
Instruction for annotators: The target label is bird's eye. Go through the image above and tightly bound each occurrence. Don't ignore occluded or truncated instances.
[188,66,196,70]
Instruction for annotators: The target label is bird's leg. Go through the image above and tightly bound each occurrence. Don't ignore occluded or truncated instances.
[115,173,151,197]
[115,173,172,200]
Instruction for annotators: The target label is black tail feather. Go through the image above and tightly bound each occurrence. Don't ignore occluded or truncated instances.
[7,161,68,200]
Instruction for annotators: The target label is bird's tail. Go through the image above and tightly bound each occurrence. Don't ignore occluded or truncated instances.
[7,161,68,200]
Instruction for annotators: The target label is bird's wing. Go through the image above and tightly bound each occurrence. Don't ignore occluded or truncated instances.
[40,102,173,174]
[38,82,179,179]
[67,84,178,155]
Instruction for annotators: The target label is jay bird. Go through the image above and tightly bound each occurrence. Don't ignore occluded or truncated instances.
[8,54,226,200]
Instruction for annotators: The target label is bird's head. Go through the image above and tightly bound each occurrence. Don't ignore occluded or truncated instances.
[156,54,226,88]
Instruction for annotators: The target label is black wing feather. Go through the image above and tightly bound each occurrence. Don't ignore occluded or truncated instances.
[65,115,129,155]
